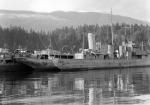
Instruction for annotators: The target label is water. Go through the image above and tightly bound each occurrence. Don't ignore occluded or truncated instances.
[0,68,150,105]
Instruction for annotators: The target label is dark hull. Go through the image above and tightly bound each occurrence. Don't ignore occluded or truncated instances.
[0,63,33,72]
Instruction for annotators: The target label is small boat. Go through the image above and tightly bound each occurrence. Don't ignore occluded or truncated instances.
[0,52,26,72]
[15,50,60,71]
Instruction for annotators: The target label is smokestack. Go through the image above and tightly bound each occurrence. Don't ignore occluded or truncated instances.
[88,33,96,50]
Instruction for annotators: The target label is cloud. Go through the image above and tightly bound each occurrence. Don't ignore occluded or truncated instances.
[0,0,32,10]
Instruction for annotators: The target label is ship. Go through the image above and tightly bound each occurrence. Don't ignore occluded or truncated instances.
[15,32,150,71]
[51,32,150,70]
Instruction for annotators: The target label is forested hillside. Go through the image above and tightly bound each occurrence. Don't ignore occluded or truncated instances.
[0,23,150,52]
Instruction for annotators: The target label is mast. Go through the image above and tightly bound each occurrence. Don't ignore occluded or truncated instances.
[49,36,52,49]
[82,32,85,50]
[111,8,114,45]
[49,36,53,55]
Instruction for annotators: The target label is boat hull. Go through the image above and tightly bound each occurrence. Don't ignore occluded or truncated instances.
[55,58,150,70]
[0,63,33,72]
[15,57,59,71]
[15,57,150,71]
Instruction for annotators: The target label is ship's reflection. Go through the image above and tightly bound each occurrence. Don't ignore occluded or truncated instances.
[0,68,150,105]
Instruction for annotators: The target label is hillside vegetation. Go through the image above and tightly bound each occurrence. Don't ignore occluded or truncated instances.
[0,23,149,52]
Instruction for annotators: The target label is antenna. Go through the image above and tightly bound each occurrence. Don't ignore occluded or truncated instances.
[111,8,114,45]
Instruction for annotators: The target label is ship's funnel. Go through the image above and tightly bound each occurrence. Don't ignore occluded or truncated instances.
[88,33,96,50]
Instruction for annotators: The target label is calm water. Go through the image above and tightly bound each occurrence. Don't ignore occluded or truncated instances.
[0,68,150,105]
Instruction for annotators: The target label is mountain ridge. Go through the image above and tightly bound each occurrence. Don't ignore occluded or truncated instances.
[0,9,149,32]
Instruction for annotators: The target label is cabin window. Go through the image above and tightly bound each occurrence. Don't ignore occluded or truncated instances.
[40,55,48,59]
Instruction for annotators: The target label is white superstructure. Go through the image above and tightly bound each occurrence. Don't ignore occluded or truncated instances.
[88,33,96,50]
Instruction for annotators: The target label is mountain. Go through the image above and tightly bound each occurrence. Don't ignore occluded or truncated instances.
[0,9,149,32]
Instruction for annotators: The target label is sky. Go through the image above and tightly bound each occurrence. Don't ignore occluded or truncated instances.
[0,0,150,22]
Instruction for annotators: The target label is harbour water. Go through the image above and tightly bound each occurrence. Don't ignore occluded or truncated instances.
[0,68,150,105]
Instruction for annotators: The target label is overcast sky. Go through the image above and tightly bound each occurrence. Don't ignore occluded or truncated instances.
[0,0,150,22]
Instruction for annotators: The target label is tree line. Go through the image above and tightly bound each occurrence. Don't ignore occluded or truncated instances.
[0,23,150,52]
